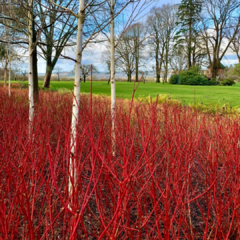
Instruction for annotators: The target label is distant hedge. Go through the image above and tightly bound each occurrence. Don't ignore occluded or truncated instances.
[170,66,218,86]
[219,79,235,86]
[169,74,178,84]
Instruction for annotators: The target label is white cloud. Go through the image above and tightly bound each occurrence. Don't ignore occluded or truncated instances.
[37,34,109,74]
[221,58,239,66]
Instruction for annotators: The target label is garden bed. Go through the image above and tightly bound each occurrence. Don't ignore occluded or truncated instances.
[0,88,240,239]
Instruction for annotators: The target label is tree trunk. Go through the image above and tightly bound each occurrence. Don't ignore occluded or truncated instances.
[127,70,131,82]
[210,60,219,79]
[156,42,160,83]
[43,70,52,88]
[156,62,160,83]
[31,15,38,102]
[192,41,196,66]
[135,58,139,82]
[7,0,11,96]
[159,58,164,84]
[43,41,54,88]
[188,22,192,70]
[211,66,218,79]
[4,56,8,87]
[110,0,116,156]
[8,54,11,97]
[4,15,9,87]
[43,53,53,88]
[135,39,139,82]
[28,0,34,126]
[32,45,38,102]
[69,0,85,202]
[159,43,165,84]
[164,43,169,83]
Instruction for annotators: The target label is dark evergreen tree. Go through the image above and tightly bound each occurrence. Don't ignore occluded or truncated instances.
[175,0,202,69]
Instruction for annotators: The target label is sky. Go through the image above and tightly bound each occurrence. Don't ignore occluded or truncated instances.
[35,0,239,75]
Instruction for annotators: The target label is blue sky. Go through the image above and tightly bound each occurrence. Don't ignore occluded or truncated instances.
[36,0,239,74]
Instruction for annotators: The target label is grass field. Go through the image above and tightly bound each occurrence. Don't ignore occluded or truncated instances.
[2,80,240,106]
[49,81,240,107]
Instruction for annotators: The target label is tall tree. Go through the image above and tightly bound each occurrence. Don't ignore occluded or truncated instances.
[147,7,164,83]
[115,32,135,82]
[228,31,240,64]
[161,5,177,83]
[175,0,202,69]
[0,0,42,99]
[127,22,145,82]
[80,64,97,82]
[110,0,116,155]
[39,0,78,88]
[28,0,34,124]
[147,5,177,83]
[68,0,85,200]
[200,0,240,78]
[169,44,188,73]
[0,0,10,86]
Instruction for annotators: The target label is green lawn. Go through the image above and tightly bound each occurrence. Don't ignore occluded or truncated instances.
[50,81,240,107]
[2,80,240,107]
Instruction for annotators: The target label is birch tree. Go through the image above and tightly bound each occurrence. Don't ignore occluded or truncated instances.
[8,45,11,96]
[0,0,42,99]
[28,0,34,124]
[0,0,10,86]
[68,0,85,198]
[49,0,114,200]
[110,0,116,155]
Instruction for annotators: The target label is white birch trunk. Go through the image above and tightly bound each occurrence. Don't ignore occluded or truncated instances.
[4,53,8,87]
[28,0,34,125]
[4,15,9,87]
[110,0,116,156]
[8,51,11,97]
[69,0,85,198]
[7,0,11,96]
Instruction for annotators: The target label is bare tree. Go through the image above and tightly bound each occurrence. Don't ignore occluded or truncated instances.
[127,22,145,82]
[39,0,78,88]
[200,0,240,78]
[0,0,47,99]
[115,32,135,82]
[48,0,130,205]
[161,4,177,83]
[80,64,98,82]
[147,5,177,83]
[147,7,164,83]
[0,0,11,86]
[228,31,240,63]
[169,45,188,73]
[53,66,62,81]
